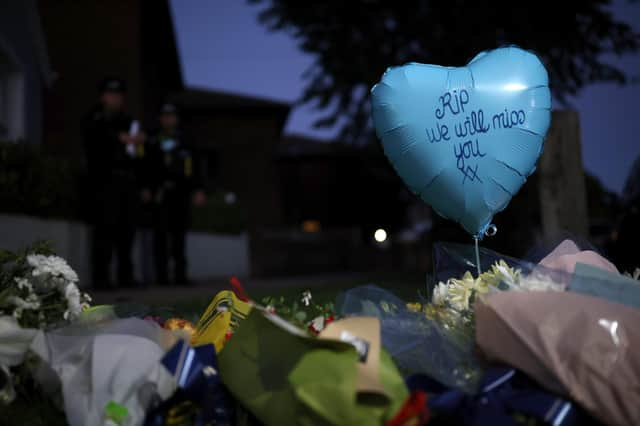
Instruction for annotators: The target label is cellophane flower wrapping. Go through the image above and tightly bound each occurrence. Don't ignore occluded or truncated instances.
[338,284,482,393]
[30,318,178,426]
[338,242,578,394]
[476,290,640,426]
[430,242,572,295]
[471,239,640,425]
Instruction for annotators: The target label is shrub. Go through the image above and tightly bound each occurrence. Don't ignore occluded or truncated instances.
[0,141,247,234]
[191,191,247,235]
[0,141,83,220]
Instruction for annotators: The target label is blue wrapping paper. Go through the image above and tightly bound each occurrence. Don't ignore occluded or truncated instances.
[144,340,234,426]
[408,368,597,426]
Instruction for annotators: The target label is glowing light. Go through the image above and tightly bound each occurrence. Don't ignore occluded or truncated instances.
[503,83,527,91]
[302,220,321,233]
[224,192,237,204]
[374,228,388,243]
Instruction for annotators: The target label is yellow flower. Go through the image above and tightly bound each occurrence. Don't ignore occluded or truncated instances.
[444,271,494,312]
[425,303,462,327]
[380,301,398,314]
[406,302,422,312]
[446,281,472,311]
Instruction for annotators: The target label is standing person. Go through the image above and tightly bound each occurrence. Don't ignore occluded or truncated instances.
[83,77,147,288]
[147,102,205,285]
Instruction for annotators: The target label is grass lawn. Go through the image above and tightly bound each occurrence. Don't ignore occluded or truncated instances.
[172,272,428,318]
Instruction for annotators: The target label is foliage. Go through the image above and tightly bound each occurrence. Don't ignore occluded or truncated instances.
[190,191,247,235]
[249,0,640,143]
[261,290,337,332]
[585,172,621,221]
[0,141,247,234]
[0,141,83,220]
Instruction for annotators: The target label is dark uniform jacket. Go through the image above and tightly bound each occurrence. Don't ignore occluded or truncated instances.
[144,129,202,204]
[82,106,142,184]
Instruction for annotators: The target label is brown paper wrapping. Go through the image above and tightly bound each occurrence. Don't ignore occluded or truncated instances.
[476,291,640,426]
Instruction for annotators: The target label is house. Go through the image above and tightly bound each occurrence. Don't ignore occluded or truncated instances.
[38,0,183,154]
[268,134,410,275]
[278,134,407,233]
[167,88,291,275]
[0,1,54,144]
[0,0,291,278]
[167,88,289,230]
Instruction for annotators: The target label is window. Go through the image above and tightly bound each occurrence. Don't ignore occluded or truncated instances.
[0,39,24,141]
[0,62,10,138]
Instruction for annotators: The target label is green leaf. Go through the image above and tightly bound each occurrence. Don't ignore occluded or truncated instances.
[293,311,307,323]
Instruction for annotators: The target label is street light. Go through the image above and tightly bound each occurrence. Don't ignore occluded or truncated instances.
[374,228,387,243]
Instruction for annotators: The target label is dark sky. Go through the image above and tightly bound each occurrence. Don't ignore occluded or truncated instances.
[170,0,640,194]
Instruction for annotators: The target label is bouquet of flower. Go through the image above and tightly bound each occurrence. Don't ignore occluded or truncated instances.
[339,244,569,394]
[425,259,564,339]
[0,242,90,328]
[0,242,91,405]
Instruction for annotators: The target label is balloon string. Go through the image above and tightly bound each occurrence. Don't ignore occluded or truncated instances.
[474,237,481,277]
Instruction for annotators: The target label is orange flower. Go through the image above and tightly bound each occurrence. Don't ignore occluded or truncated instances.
[164,318,196,337]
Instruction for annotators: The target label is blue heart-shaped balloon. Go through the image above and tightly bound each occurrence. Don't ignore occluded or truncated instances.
[371,46,551,238]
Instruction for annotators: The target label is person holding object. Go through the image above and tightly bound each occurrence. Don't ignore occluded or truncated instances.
[82,77,147,289]
[145,102,205,286]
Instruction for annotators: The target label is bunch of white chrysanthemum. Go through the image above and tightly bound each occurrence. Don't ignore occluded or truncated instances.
[432,272,488,312]
[2,253,90,327]
[25,254,90,321]
[485,260,565,293]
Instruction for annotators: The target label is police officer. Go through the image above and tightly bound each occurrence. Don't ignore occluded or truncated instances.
[147,102,205,285]
[83,77,146,288]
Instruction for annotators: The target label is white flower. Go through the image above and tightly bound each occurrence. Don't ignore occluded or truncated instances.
[62,283,86,321]
[493,262,519,288]
[431,282,449,306]
[64,283,80,299]
[517,273,564,292]
[301,290,312,307]
[445,280,471,311]
[481,260,563,292]
[444,272,487,312]
[13,278,40,320]
[432,278,473,311]
[7,295,40,311]
[14,277,33,292]
[27,254,79,283]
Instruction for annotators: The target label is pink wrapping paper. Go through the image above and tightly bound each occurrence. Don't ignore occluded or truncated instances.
[476,291,640,426]
[538,239,618,274]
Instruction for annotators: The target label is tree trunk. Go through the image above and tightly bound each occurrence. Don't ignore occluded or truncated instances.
[538,110,589,242]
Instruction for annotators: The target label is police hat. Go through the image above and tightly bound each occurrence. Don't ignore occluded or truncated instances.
[98,77,127,93]
[160,102,178,115]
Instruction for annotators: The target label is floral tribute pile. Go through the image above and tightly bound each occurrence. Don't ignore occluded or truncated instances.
[1,240,640,426]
